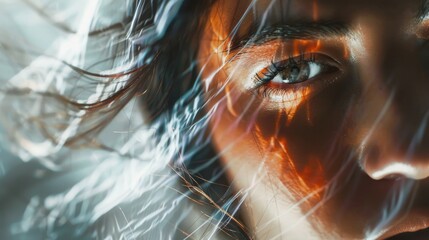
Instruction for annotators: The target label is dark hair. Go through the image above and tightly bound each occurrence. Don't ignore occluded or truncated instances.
[138,1,252,238]
[130,1,252,238]
[82,1,250,238]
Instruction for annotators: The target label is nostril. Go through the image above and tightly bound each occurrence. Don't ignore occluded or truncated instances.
[359,145,429,180]
[383,173,406,181]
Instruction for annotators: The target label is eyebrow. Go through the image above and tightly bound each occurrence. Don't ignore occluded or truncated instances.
[232,22,350,49]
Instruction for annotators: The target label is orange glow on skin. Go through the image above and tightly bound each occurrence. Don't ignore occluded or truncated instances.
[208,7,228,53]
[275,110,283,136]
[343,38,350,59]
[300,156,326,190]
[306,100,314,125]
[277,137,325,201]
[312,0,319,21]
[253,123,326,203]
[292,39,322,56]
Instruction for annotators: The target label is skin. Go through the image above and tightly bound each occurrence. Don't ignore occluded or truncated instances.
[198,0,429,239]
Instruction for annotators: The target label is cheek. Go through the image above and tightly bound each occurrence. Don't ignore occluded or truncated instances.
[256,80,359,196]
[205,66,361,201]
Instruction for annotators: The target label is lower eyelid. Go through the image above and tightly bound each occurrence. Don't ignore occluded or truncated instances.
[256,84,312,103]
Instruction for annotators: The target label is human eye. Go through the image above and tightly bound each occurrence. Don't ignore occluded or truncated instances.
[251,53,342,102]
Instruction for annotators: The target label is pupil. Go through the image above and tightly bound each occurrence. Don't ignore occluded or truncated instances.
[277,62,310,84]
[290,66,300,78]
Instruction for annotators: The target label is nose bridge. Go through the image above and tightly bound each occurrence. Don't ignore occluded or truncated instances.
[355,18,429,180]
[377,33,429,152]
[380,37,429,120]
[357,85,429,180]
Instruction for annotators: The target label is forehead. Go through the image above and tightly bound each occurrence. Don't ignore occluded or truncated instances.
[207,0,428,43]
[213,0,426,23]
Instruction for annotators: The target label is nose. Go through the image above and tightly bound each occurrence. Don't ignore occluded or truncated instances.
[357,66,429,180]
[359,110,429,180]
[355,18,429,181]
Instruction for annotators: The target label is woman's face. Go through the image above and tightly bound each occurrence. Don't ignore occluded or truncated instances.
[198,0,429,239]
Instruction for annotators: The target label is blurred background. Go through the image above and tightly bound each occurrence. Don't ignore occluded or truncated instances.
[0,1,148,238]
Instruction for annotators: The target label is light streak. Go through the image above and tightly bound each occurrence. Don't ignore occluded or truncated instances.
[1,1,425,240]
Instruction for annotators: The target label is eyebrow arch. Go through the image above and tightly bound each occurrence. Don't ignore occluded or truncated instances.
[232,22,350,49]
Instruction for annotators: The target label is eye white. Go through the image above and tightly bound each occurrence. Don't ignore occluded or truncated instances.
[272,74,284,83]
[308,62,321,78]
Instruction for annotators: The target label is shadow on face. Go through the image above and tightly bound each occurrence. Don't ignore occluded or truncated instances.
[198,0,429,238]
